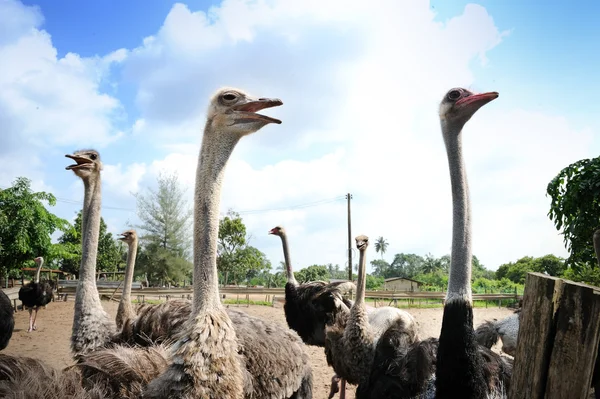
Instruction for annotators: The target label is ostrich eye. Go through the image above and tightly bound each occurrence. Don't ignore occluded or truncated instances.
[447,90,462,101]
[90,153,97,160]
[222,93,237,102]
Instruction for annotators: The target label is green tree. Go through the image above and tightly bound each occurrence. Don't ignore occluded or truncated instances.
[135,172,192,258]
[495,255,565,284]
[0,177,68,277]
[57,210,123,276]
[295,265,329,283]
[374,236,389,259]
[547,157,600,273]
[370,259,390,277]
[390,253,424,279]
[135,172,193,284]
[217,210,270,284]
[365,274,385,290]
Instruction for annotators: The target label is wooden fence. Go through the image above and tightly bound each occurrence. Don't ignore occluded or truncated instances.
[510,272,600,398]
[51,282,520,308]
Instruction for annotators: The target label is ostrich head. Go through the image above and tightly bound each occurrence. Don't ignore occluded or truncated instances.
[206,88,283,137]
[33,257,43,264]
[65,149,102,179]
[268,225,285,236]
[118,229,138,245]
[355,235,369,251]
[439,88,498,129]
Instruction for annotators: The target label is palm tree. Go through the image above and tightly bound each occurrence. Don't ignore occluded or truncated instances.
[374,236,389,260]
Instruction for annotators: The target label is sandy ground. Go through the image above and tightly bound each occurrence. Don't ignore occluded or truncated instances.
[2,300,514,399]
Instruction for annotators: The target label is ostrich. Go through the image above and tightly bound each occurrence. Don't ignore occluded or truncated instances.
[268,225,355,345]
[474,309,521,356]
[435,88,512,398]
[269,225,355,399]
[326,235,418,399]
[144,88,312,399]
[115,229,138,329]
[65,150,117,358]
[18,257,53,332]
[0,290,14,350]
[356,88,512,399]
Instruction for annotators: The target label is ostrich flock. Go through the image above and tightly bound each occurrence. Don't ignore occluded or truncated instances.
[0,86,596,399]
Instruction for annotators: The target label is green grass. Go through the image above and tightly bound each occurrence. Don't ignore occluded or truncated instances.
[224,299,272,306]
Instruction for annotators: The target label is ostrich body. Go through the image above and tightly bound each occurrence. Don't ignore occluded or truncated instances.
[144,88,312,399]
[326,236,418,399]
[0,354,108,399]
[18,257,53,332]
[0,290,14,350]
[66,150,116,358]
[475,310,521,356]
[115,229,138,329]
[356,89,512,399]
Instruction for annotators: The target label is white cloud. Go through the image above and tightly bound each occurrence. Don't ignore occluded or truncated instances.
[2,0,595,274]
[0,0,125,188]
[116,0,592,272]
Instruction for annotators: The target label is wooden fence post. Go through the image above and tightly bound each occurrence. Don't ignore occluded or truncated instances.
[509,272,600,399]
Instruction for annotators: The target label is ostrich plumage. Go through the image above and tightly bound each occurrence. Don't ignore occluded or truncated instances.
[474,309,521,356]
[0,354,108,399]
[18,257,53,333]
[144,88,312,399]
[269,226,356,347]
[356,89,513,399]
[0,290,14,350]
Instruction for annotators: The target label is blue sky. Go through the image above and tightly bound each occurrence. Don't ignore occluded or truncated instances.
[2,0,598,273]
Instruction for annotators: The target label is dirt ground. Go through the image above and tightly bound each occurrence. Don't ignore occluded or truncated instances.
[3,300,514,399]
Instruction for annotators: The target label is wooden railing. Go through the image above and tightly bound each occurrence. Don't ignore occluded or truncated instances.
[53,283,520,307]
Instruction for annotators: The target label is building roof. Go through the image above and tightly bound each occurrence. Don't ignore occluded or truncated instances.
[384,277,424,284]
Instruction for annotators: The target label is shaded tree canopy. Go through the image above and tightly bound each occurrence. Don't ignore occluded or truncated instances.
[547,157,600,272]
[0,177,68,277]
[295,265,329,283]
[495,255,566,284]
[217,210,270,284]
[57,210,123,276]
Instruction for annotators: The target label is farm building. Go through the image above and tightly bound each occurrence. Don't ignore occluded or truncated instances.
[384,277,423,292]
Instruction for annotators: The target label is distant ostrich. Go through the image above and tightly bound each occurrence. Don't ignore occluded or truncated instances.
[326,236,418,398]
[356,89,512,399]
[115,229,138,329]
[268,225,355,345]
[475,309,521,356]
[18,257,53,332]
[0,290,14,350]
[144,88,312,398]
[65,150,117,358]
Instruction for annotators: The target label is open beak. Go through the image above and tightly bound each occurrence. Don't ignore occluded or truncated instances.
[456,92,499,108]
[65,154,93,170]
[268,228,277,235]
[232,98,283,125]
[117,233,127,241]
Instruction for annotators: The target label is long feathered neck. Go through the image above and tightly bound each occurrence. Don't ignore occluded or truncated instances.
[356,247,366,306]
[34,259,43,284]
[116,239,138,327]
[192,123,240,314]
[279,232,298,286]
[72,174,115,356]
[442,121,472,303]
[79,177,102,285]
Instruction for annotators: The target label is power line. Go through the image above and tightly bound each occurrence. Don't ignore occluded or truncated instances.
[236,196,346,215]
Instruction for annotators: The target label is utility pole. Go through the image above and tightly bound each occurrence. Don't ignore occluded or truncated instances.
[346,193,353,282]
